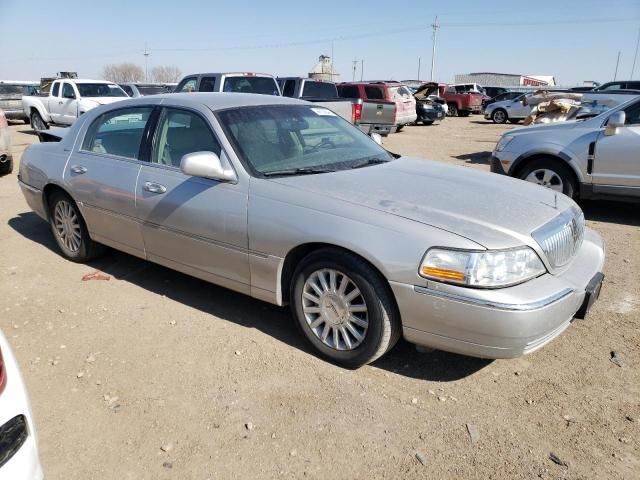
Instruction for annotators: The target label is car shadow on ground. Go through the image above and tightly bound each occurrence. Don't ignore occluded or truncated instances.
[453,151,491,165]
[580,199,640,227]
[8,211,490,382]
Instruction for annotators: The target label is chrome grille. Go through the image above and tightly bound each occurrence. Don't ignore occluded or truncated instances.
[532,207,585,269]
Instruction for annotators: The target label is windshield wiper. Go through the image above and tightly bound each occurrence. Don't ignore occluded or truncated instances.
[350,156,391,169]
[262,167,336,177]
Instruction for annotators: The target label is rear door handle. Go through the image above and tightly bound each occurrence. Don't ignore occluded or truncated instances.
[70,165,87,174]
[143,181,167,194]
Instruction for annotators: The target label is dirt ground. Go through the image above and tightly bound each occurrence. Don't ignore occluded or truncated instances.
[1,116,638,480]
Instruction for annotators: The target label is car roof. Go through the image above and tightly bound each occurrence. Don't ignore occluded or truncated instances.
[60,79,115,84]
[124,92,307,110]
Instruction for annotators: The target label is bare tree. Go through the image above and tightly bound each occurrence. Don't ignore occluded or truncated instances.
[150,66,183,83]
[101,63,145,83]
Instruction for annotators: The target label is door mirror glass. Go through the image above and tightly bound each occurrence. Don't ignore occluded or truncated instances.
[369,132,383,145]
[605,111,626,136]
[180,151,236,182]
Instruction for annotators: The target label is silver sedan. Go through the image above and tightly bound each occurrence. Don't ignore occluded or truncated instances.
[18,93,605,367]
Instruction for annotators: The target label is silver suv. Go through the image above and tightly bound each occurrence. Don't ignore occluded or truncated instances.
[491,96,640,200]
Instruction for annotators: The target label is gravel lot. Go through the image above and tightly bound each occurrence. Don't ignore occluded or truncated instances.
[1,116,638,479]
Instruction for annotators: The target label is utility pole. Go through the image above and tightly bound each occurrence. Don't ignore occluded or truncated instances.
[417,57,421,80]
[143,43,150,82]
[631,27,640,79]
[430,16,439,81]
[614,51,621,81]
[352,60,358,81]
[360,59,364,81]
[331,41,335,81]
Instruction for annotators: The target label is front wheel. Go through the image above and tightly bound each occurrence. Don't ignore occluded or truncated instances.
[0,157,13,176]
[422,120,434,125]
[491,109,508,124]
[395,125,404,132]
[447,104,458,117]
[48,191,103,262]
[508,119,521,124]
[518,158,577,198]
[291,249,401,368]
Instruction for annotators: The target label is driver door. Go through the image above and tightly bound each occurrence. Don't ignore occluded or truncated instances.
[136,106,251,293]
[591,101,640,196]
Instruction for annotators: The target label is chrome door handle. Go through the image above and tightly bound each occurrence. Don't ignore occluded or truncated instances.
[70,165,87,174]
[143,181,167,194]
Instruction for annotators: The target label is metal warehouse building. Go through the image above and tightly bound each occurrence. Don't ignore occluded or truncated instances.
[455,72,555,87]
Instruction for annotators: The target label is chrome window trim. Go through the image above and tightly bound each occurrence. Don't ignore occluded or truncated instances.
[414,285,574,311]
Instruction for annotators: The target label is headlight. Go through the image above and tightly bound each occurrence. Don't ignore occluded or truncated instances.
[419,247,546,288]
[495,135,515,152]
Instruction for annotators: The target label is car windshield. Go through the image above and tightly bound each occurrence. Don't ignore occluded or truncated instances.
[218,104,393,176]
[77,83,127,97]
[136,85,168,96]
[222,76,280,95]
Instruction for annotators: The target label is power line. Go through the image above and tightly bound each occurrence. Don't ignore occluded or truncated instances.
[632,27,640,79]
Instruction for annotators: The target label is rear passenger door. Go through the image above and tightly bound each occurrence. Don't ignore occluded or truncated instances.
[64,106,154,256]
[135,106,250,292]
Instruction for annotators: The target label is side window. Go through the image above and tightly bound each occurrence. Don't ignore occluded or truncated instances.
[601,83,623,91]
[51,82,60,97]
[199,77,216,92]
[82,107,153,159]
[62,83,75,99]
[152,108,221,168]
[364,86,384,100]
[623,102,640,125]
[338,85,360,98]
[176,77,197,93]
[282,80,296,97]
[122,85,134,96]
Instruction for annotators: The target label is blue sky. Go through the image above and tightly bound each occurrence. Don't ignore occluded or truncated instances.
[1,0,639,85]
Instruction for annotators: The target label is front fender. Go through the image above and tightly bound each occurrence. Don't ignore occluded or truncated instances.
[510,144,585,183]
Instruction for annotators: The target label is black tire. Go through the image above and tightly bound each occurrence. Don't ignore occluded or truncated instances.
[508,119,521,124]
[491,109,508,124]
[447,104,458,117]
[517,158,578,198]
[459,110,471,117]
[48,191,103,262]
[422,120,434,125]
[291,248,401,368]
[395,125,404,132]
[23,118,30,125]
[0,157,13,176]
[30,111,48,131]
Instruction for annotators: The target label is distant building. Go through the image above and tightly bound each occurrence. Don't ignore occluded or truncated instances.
[455,72,555,87]
[308,55,339,81]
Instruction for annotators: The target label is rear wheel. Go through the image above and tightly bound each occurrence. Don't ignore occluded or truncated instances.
[459,110,471,117]
[517,158,577,198]
[291,249,401,368]
[491,109,508,124]
[48,191,103,262]
[30,111,48,131]
[422,120,434,125]
[23,118,30,125]
[447,104,458,117]
[508,119,521,124]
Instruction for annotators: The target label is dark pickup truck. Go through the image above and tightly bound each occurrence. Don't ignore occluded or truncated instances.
[278,77,396,136]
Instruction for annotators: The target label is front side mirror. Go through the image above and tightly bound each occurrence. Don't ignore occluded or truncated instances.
[370,132,383,145]
[605,111,626,136]
[180,151,237,182]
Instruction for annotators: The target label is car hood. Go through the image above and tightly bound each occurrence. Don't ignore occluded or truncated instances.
[508,120,582,136]
[271,157,575,249]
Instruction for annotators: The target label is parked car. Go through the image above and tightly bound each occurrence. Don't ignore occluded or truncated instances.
[119,83,171,97]
[337,82,417,132]
[0,328,44,479]
[0,82,38,123]
[277,77,396,136]
[594,80,640,91]
[18,93,605,367]
[174,72,281,96]
[483,86,509,99]
[491,96,640,200]
[22,79,128,130]
[412,84,445,125]
[0,108,13,176]
[482,91,522,110]
[484,93,530,124]
[439,84,483,117]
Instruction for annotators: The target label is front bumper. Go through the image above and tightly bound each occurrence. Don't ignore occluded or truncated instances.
[4,110,27,121]
[489,155,507,174]
[417,108,445,122]
[391,228,605,359]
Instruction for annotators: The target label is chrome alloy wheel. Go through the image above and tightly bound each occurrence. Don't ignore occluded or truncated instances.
[53,200,81,252]
[525,168,564,192]
[492,110,506,123]
[302,269,368,351]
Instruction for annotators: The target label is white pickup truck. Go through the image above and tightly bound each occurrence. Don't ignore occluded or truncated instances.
[23,79,128,130]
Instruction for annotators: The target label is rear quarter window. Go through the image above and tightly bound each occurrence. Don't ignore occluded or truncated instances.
[364,86,384,100]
